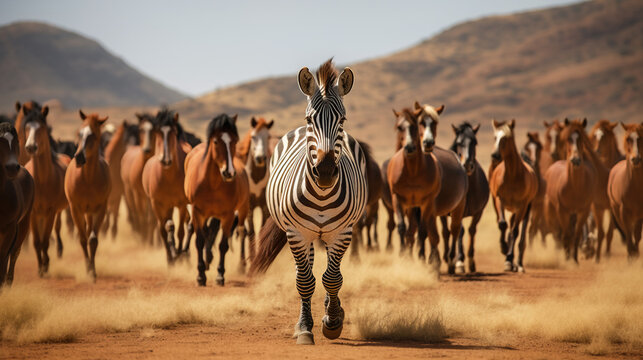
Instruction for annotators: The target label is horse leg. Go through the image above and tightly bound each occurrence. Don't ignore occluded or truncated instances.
[322,231,350,341]
[290,238,315,345]
[604,217,615,258]
[633,220,642,258]
[111,200,120,239]
[7,212,30,286]
[176,206,188,257]
[70,206,90,275]
[64,207,74,235]
[182,205,194,254]
[440,216,451,270]
[385,202,395,252]
[30,219,44,277]
[494,196,508,255]
[0,227,17,287]
[424,213,442,275]
[572,212,589,264]
[215,217,235,286]
[205,218,220,270]
[406,208,419,257]
[517,204,532,273]
[505,210,524,272]
[195,226,207,286]
[392,194,407,255]
[370,208,379,249]
[467,211,483,273]
[158,207,176,266]
[54,211,63,258]
[40,214,56,275]
[594,208,605,263]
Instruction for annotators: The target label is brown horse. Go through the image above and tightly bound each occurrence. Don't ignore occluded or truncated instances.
[235,117,274,263]
[184,114,249,286]
[544,120,565,162]
[522,132,548,247]
[142,109,191,265]
[387,107,442,268]
[102,120,138,238]
[121,113,158,242]
[14,101,42,166]
[351,141,382,257]
[588,120,623,260]
[490,119,538,272]
[21,105,69,276]
[608,122,643,259]
[0,122,34,286]
[447,122,489,273]
[64,111,111,280]
[544,118,598,263]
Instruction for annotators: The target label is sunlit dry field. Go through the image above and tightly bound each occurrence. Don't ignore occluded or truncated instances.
[1,200,642,360]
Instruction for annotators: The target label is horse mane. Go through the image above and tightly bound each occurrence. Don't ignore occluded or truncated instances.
[204,114,238,159]
[156,108,184,138]
[357,139,374,161]
[0,122,13,135]
[316,58,338,97]
[236,131,252,162]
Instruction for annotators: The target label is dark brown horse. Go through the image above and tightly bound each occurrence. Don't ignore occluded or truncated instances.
[490,119,538,272]
[22,105,69,276]
[235,117,274,263]
[544,118,599,263]
[447,122,488,273]
[64,111,111,281]
[121,113,158,242]
[142,109,191,265]
[0,122,34,286]
[522,132,548,247]
[351,141,383,256]
[184,114,249,286]
[588,120,623,260]
[387,107,442,268]
[608,122,643,259]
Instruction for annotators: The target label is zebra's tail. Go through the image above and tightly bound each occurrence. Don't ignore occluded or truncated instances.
[248,218,287,275]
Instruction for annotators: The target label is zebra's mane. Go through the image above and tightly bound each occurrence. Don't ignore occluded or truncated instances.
[315,59,338,99]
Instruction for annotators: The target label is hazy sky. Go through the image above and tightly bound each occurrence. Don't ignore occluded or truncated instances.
[1,0,578,96]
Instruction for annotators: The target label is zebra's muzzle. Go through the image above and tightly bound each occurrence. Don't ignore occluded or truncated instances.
[312,151,338,188]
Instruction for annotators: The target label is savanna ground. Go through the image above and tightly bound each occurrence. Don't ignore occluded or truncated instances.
[1,201,642,360]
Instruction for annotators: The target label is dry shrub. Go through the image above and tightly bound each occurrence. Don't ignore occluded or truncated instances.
[353,302,447,342]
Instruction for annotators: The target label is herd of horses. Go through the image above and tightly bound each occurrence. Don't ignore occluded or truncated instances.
[0,94,642,289]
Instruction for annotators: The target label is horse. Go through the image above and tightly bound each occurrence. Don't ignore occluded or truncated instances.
[522,132,548,247]
[588,120,623,260]
[184,113,249,286]
[120,113,158,242]
[102,120,139,238]
[235,116,275,263]
[414,102,468,274]
[142,109,192,265]
[608,122,643,260]
[64,110,111,281]
[20,105,70,276]
[490,119,538,272]
[0,122,34,286]
[14,101,43,166]
[544,120,565,162]
[447,122,489,273]
[350,140,382,257]
[544,118,599,263]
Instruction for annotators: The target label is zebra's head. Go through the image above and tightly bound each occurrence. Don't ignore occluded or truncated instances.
[297,59,354,188]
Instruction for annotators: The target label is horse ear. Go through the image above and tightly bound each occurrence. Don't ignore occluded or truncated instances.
[564,118,570,126]
[435,105,445,115]
[492,119,499,130]
[98,116,109,126]
[620,122,627,131]
[173,113,179,124]
[15,101,21,113]
[338,67,354,96]
[135,113,144,122]
[122,119,128,127]
[79,109,87,120]
[414,101,422,110]
[543,120,551,128]
[298,67,316,96]
[232,114,238,123]
[42,106,49,118]
[451,124,458,133]
[473,124,480,134]
[392,109,400,118]
[250,117,257,128]
[413,107,424,118]
[582,118,587,128]
[510,119,516,129]
[609,121,618,130]
[267,119,274,129]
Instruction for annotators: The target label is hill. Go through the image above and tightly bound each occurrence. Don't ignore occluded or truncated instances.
[0,22,186,110]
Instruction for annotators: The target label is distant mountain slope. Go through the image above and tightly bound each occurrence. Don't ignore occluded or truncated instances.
[0,21,186,109]
[174,0,643,159]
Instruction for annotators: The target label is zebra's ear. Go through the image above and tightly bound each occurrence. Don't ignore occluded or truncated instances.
[338,67,354,96]
[473,123,480,134]
[298,67,316,96]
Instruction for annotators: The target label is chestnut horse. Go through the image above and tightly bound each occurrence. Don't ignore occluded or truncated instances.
[22,105,69,276]
[608,122,643,259]
[64,111,111,280]
[544,120,565,162]
[544,118,599,263]
[0,122,34,286]
[522,132,548,247]
[235,116,274,263]
[448,122,489,273]
[414,102,467,274]
[184,114,249,286]
[588,120,623,260]
[490,119,538,272]
[121,113,158,242]
[142,109,191,264]
[102,120,139,238]
[387,107,442,268]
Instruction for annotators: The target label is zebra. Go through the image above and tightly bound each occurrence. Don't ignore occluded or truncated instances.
[250,59,367,345]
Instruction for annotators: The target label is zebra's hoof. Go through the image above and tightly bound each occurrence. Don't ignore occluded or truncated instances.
[296,332,315,345]
[455,261,465,274]
[322,322,343,340]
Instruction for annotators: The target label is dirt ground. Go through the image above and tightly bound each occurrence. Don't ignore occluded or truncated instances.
[1,207,641,360]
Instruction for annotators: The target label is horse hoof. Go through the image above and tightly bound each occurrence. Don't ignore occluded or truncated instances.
[518,266,525,273]
[296,332,315,345]
[447,264,455,275]
[322,322,343,340]
[57,247,63,258]
[216,274,225,286]
[469,262,477,273]
[500,242,508,255]
[197,275,206,287]
[455,261,465,274]
[504,261,515,272]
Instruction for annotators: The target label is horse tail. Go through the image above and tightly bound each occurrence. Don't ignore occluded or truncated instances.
[248,218,286,275]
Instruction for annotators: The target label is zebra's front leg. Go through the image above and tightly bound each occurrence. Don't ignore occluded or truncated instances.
[322,230,350,340]
[290,236,315,345]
